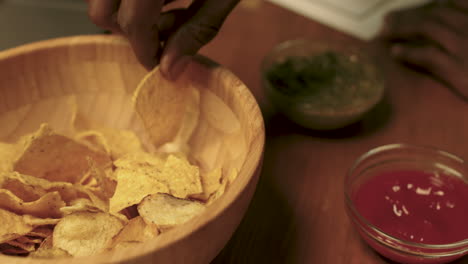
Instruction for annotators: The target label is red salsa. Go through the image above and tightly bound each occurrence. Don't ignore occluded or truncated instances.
[353,170,468,244]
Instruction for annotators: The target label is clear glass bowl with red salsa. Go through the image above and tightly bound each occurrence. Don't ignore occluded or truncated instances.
[345,144,468,264]
[261,39,384,130]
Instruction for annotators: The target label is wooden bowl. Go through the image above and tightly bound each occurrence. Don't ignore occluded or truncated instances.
[0,35,265,264]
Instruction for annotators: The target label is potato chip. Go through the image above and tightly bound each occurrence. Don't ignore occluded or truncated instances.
[110,216,158,249]
[138,193,205,230]
[29,235,71,258]
[0,189,64,218]
[133,68,189,147]
[53,212,124,257]
[0,142,17,172]
[0,209,33,243]
[109,165,169,213]
[200,89,240,134]
[159,155,202,199]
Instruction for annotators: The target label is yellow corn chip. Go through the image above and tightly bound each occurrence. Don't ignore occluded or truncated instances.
[109,165,169,213]
[59,198,101,216]
[28,226,53,238]
[23,215,60,226]
[6,239,35,252]
[0,142,18,172]
[159,155,202,199]
[0,209,33,243]
[0,189,64,218]
[53,212,124,257]
[191,168,222,201]
[114,152,166,170]
[158,87,200,155]
[14,124,111,183]
[133,67,189,148]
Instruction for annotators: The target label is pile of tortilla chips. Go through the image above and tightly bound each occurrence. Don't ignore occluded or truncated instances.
[0,77,242,258]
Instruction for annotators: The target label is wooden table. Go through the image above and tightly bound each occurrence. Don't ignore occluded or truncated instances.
[199,1,468,263]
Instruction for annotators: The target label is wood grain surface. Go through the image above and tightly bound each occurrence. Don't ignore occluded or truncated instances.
[205,1,468,263]
[0,36,264,264]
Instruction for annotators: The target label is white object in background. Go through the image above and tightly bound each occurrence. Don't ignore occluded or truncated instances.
[0,0,101,51]
[266,0,431,40]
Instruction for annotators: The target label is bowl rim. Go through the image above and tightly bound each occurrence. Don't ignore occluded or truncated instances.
[344,143,468,257]
[0,34,266,263]
[260,38,385,117]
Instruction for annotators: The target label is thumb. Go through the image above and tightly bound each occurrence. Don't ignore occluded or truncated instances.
[160,0,239,80]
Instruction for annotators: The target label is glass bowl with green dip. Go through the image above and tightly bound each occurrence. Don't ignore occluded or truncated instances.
[261,39,385,130]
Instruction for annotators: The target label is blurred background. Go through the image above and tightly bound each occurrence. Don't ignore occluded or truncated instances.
[0,0,101,51]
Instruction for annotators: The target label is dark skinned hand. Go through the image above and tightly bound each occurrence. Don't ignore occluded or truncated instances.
[86,0,239,80]
[377,0,468,101]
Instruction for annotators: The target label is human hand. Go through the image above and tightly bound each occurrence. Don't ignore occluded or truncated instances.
[376,0,468,101]
[87,0,239,79]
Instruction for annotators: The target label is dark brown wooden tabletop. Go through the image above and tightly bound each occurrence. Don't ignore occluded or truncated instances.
[198,1,468,263]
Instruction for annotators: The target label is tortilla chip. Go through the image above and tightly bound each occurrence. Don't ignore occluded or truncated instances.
[59,198,101,216]
[109,165,169,213]
[0,143,18,172]
[15,235,43,245]
[0,172,92,204]
[207,177,228,205]
[159,155,202,199]
[53,212,124,257]
[191,168,222,201]
[0,209,33,243]
[158,87,200,155]
[0,172,47,202]
[138,193,205,230]
[114,152,166,170]
[23,215,60,226]
[133,67,189,147]
[28,226,53,238]
[13,124,111,183]
[5,239,35,252]
[0,189,64,218]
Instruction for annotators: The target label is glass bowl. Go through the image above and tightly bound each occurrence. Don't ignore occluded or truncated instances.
[261,39,385,130]
[345,144,468,264]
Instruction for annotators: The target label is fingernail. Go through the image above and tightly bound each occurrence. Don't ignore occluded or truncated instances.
[391,44,404,56]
